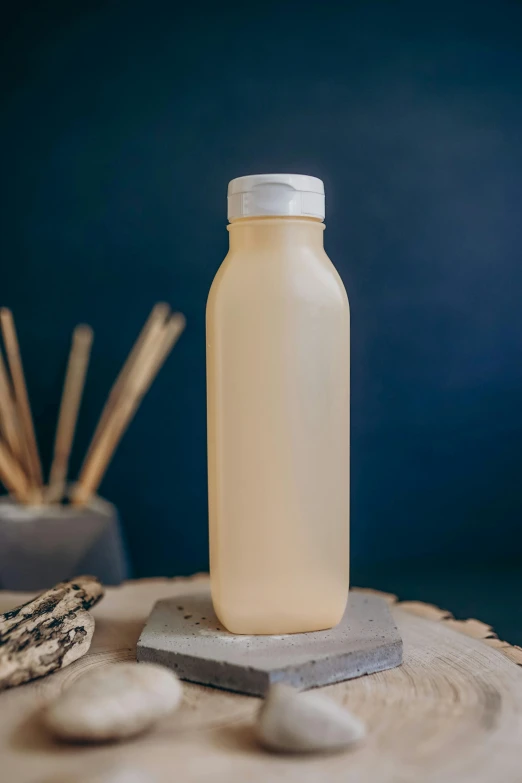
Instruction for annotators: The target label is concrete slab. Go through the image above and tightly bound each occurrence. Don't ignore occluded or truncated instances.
[137,589,403,696]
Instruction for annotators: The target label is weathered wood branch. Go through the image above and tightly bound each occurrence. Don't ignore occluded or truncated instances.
[0,575,104,690]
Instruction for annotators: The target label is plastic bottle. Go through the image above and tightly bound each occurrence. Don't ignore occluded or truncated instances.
[206,174,350,635]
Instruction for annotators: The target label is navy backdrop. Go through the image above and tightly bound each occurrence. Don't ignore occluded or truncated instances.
[2,1,522,579]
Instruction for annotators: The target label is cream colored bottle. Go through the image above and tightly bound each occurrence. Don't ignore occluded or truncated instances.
[207,174,350,635]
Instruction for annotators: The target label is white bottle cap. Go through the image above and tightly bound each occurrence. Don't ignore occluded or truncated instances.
[227,173,325,221]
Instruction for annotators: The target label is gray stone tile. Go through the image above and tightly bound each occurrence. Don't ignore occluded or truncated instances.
[137,589,402,696]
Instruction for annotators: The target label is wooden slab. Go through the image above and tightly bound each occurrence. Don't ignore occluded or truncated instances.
[0,576,521,782]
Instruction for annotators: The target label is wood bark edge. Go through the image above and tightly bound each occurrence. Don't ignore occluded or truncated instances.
[355,586,522,667]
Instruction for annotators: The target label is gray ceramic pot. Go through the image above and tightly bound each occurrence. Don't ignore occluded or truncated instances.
[0,494,130,590]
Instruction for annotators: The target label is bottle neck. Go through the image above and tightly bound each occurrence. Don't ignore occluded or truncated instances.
[227,216,325,253]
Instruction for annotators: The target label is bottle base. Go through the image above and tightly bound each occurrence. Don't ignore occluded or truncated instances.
[213,602,347,636]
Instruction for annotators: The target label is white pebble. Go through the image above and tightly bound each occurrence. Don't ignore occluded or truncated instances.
[257,683,365,753]
[44,662,182,742]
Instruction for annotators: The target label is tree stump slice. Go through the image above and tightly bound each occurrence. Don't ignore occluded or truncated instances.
[0,576,521,783]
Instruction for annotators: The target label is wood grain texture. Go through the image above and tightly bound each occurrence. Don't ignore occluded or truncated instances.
[0,575,521,783]
[0,575,104,690]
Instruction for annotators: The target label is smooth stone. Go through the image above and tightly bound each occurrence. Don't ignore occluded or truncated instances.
[44,662,182,742]
[257,683,366,753]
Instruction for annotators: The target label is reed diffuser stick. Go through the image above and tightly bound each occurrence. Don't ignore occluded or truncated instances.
[0,438,30,502]
[0,309,43,489]
[73,313,185,506]
[0,351,24,465]
[47,325,93,504]
[82,303,170,467]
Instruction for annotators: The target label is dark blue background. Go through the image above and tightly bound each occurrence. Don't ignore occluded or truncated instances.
[2,2,522,614]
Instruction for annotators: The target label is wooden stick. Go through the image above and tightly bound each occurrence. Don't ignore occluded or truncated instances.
[147,313,186,383]
[73,313,185,506]
[0,309,43,490]
[0,438,31,502]
[82,302,170,468]
[47,325,93,504]
[0,350,24,465]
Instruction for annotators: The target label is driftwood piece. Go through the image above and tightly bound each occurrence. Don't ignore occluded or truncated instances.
[0,575,104,690]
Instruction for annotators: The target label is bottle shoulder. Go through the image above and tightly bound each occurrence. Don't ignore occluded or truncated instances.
[208,247,349,312]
